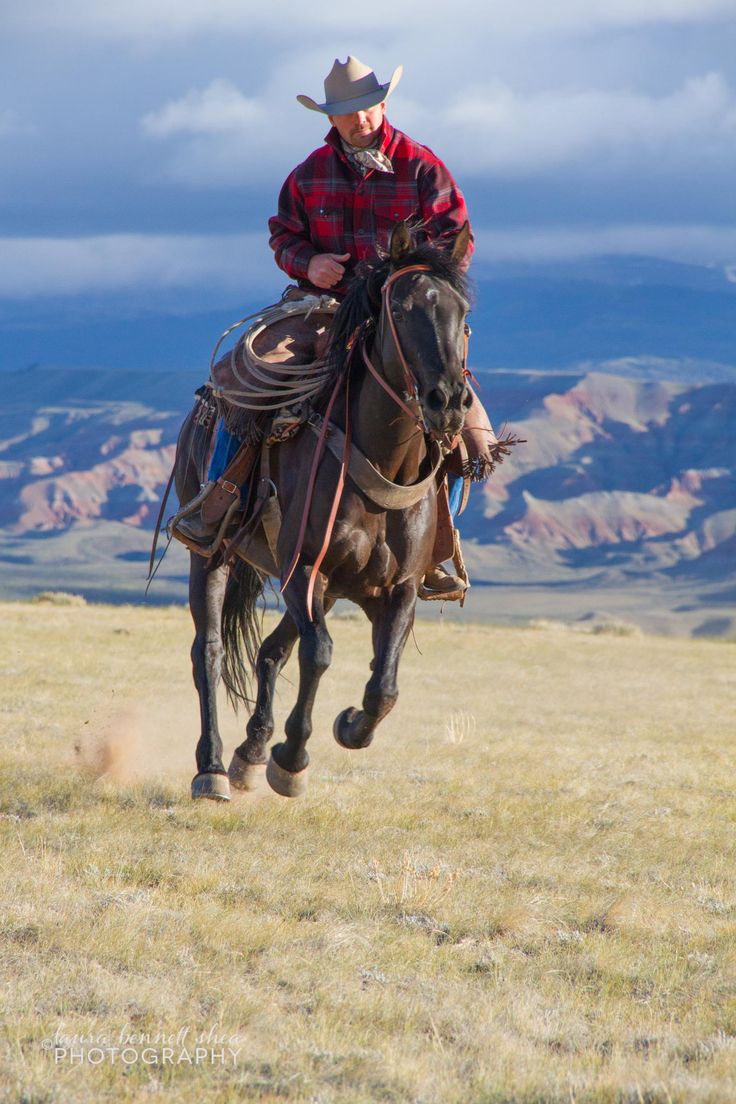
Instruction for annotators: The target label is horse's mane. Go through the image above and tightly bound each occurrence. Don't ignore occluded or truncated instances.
[326,239,471,379]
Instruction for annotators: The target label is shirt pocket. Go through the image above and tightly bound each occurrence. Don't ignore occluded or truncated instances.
[306,204,345,253]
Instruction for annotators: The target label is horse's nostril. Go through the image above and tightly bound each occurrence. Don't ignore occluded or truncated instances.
[462,387,473,410]
[426,387,446,412]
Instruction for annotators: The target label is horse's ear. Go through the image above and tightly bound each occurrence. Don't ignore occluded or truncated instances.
[450,221,471,267]
[390,221,412,265]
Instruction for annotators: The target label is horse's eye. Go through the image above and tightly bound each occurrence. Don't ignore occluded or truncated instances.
[392,310,402,322]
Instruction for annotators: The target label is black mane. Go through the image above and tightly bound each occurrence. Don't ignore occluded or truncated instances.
[326,239,471,379]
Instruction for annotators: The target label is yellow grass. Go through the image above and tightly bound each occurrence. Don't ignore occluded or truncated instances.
[1,599,735,1103]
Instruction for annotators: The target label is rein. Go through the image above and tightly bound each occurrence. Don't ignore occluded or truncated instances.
[281,262,454,622]
[280,366,347,600]
[361,343,424,427]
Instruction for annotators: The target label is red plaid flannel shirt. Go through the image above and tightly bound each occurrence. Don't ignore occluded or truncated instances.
[268,118,473,296]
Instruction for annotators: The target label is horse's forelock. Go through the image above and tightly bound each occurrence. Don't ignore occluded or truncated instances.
[393,241,470,302]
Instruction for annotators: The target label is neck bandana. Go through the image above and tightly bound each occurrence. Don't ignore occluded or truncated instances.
[340,138,394,176]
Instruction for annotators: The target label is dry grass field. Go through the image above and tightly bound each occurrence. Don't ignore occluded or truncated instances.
[1,597,735,1103]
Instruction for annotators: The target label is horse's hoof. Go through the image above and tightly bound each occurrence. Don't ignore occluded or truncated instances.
[228,751,266,792]
[333,707,358,749]
[191,772,231,801]
[333,707,373,750]
[265,753,308,798]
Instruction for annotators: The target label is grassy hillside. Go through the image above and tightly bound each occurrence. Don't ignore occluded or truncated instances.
[1,600,735,1103]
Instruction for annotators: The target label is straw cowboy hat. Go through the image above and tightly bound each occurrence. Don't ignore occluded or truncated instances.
[297,55,403,116]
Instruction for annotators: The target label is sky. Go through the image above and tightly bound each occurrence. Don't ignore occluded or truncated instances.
[1,0,735,336]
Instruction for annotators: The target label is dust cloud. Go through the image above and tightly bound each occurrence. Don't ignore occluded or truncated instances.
[74,696,214,785]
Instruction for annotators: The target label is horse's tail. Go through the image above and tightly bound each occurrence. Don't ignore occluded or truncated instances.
[221,559,266,709]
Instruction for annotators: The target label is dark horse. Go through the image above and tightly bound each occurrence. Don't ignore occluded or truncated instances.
[175,222,472,800]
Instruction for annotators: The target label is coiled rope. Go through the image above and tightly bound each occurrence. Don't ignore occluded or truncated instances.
[209,293,340,413]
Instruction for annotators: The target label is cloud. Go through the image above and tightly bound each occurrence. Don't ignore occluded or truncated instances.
[141,79,260,137]
[140,77,290,185]
[6,0,736,38]
[415,72,736,176]
[139,76,305,184]
[137,70,736,188]
[2,223,734,303]
[0,234,279,298]
[475,223,736,266]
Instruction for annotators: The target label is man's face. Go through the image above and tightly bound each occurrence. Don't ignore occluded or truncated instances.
[329,102,386,147]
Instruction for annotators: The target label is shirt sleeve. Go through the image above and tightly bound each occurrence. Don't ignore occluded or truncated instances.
[268,170,318,280]
[417,156,474,271]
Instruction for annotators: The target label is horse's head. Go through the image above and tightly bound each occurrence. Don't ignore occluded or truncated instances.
[375,222,473,437]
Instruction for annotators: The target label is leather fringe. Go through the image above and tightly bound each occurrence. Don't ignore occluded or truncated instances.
[217,398,266,445]
[461,430,525,482]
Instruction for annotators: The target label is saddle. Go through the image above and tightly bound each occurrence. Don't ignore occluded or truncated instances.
[209,288,339,443]
[167,290,341,557]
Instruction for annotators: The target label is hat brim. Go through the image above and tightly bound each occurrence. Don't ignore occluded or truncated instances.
[297,65,403,115]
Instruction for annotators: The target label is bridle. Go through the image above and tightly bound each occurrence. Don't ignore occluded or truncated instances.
[379,263,432,401]
[361,263,470,434]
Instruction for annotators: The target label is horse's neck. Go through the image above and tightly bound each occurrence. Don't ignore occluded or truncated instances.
[352,355,427,483]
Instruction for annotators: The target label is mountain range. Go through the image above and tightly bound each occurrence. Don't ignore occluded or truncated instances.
[0,361,733,637]
[3,255,736,374]
[1,256,733,636]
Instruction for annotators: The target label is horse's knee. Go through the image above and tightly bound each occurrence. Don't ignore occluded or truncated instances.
[300,626,332,675]
[314,637,332,674]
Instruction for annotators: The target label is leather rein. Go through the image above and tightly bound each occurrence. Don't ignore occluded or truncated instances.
[282,263,445,619]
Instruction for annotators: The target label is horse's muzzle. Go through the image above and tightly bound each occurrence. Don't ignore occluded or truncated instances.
[423,380,472,435]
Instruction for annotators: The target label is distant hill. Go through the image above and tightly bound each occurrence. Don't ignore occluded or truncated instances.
[1,359,733,636]
[469,255,736,369]
[470,368,735,577]
[3,255,736,374]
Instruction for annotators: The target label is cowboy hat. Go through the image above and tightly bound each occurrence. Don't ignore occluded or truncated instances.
[297,55,403,115]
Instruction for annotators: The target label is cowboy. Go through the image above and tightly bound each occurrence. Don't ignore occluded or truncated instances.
[270,55,473,295]
[177,56,493,595]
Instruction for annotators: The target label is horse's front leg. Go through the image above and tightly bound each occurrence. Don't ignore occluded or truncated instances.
[227,612,299,792]
[189,554,231,800]
[334,581,417,751]
[266,567,333,798]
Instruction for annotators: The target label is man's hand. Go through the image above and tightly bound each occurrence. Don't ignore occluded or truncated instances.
[307,252,351,289]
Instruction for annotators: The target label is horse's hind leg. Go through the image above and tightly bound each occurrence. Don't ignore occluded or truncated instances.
[228,612,299,792]
[334,582,417,751]
[189,554,231,801]
[266,569,334,798]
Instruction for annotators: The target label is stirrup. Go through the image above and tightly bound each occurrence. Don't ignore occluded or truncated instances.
[451,526,470,608]
[418,530,471,605]
[418,572,467,603]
